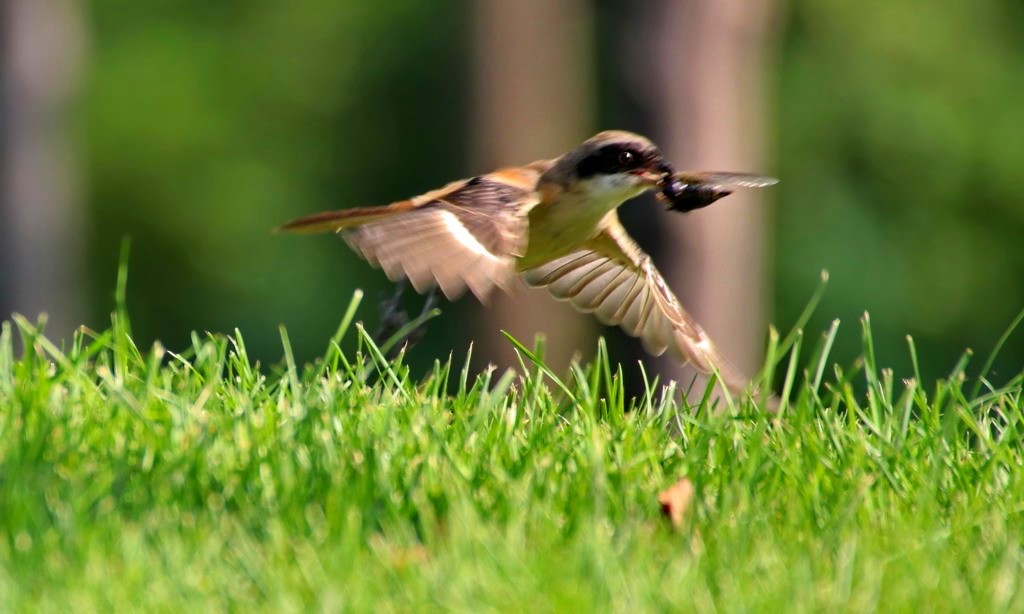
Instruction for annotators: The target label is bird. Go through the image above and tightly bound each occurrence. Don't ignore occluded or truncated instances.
[278,130,775,397]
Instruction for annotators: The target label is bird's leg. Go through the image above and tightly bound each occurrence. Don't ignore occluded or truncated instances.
[374,279,411,350]
[403,285,438,348]
[373,280,439,359]
[420,285,438,317]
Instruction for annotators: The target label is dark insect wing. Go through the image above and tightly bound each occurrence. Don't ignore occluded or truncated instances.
[673,171,779,189]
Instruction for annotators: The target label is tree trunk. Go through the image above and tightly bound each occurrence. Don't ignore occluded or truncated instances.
[470,0,597,371]
[642,0,779,383]
[0,0,86,338]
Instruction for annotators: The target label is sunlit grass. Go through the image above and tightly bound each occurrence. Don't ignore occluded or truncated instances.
[1,270,1023,610]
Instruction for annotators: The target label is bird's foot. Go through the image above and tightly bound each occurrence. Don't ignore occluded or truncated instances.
[374,279,438,359]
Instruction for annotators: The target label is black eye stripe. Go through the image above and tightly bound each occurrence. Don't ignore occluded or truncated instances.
[576,144,658,178]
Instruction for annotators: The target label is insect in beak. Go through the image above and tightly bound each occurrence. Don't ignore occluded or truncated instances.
[660,179,732,212]
[657,171,778,213]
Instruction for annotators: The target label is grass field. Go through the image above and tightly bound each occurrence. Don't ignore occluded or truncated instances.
[2,272,1023,611]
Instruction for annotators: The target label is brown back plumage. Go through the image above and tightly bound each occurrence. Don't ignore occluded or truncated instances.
[276,167,546,301]
[275,202,415,234]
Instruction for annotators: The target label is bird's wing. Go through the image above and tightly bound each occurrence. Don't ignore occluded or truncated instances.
[278,165,547,302]
[522,217,749,390]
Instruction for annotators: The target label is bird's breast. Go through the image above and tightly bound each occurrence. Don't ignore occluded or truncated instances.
[518,185,630,270]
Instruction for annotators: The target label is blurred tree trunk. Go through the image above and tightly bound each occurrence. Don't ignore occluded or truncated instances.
[634,0,779,381]
[470,0,597,370]
[0,0,86,336]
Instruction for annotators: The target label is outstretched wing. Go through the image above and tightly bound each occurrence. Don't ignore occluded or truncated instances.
[522,217,748,389]
[279,166,547,302]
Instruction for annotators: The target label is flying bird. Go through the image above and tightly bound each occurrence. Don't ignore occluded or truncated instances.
[279,130,775,395]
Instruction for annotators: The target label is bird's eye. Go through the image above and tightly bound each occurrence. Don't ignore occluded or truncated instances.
[576,145,648,178]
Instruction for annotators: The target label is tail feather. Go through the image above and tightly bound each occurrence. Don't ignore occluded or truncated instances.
[276,202,411,234]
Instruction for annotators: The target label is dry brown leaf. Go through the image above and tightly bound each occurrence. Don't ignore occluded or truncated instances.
[658,477,695,527]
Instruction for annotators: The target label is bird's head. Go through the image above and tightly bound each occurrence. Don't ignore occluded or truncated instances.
[543,130,674,202]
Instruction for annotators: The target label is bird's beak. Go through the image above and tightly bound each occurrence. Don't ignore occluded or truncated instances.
[634,169,667,184]
[632,167,671,186]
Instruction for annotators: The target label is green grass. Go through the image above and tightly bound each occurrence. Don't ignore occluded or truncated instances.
[2,277,1023,611]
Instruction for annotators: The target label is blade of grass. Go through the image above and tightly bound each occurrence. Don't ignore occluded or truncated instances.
[971,306,1024,399]
[319,289,364,378]
[776,269,829,360]
[502,330,578,407]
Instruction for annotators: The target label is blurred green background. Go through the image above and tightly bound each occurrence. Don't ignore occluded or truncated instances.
[775,0,1024,383]
[4,0,1023,386]
[82,1,475,364]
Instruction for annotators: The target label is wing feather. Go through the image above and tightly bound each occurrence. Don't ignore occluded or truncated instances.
[523,216,749,390]
[280,169,543,302]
